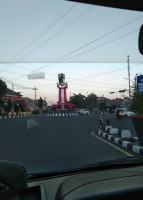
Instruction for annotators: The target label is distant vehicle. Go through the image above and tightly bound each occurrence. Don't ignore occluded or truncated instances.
[115,108,125,115]
[74,108,81,113]
[110,108,115,113]
[120,110,135,117]
[115,109,124,119]
[80,109,90,115]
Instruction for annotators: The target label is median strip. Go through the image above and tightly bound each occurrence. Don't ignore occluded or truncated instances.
[91,132,133,157]
[95,126,143,156]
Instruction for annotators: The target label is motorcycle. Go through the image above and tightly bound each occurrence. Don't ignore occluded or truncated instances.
[116,111,123,120]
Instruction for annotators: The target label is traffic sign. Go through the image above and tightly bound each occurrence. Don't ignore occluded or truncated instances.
[137,75,143,93]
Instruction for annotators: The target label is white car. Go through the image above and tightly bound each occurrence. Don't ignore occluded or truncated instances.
[80,109,90,115]
[121,110,135,117]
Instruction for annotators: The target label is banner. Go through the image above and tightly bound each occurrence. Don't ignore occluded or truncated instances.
[137,75,143,93]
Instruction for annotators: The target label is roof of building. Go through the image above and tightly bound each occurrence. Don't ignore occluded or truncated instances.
[6,88,22,97]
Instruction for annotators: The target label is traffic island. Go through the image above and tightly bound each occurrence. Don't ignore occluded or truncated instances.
[96,125,143,156]
[131,116,143,146]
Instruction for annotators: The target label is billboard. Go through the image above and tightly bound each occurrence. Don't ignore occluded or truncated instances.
[58,73,65,84]
[137,75,143,93]
[28,72,45,80]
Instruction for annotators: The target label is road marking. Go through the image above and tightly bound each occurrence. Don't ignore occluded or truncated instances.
[91,132,133,157]
[27,119,39,130]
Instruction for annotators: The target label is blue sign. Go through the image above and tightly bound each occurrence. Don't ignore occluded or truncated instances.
[137,75,143,93]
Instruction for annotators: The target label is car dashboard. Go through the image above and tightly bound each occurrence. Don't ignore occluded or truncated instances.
[19,165,143,200]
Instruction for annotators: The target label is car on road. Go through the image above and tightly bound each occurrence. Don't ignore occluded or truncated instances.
[120,110,135,117]
[115,108,125,119]
[74,108,81,113]
[110,108,115,113]
[80,109,90,115]
[115,108,125,115]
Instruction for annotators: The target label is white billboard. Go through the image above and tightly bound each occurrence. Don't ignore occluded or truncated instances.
[28,72,45,80]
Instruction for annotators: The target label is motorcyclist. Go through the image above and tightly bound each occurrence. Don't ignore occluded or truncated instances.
[116,109,123,119]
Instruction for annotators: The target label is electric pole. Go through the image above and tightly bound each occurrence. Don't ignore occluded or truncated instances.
[127,55,131,99]
[33,86,38,108]
[12,83,14,91]
[12,83,14,116]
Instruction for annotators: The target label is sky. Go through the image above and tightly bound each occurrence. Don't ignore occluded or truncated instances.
[0,0,143,104]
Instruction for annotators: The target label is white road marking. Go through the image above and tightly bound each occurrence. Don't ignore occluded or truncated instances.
[91,132,133,157]
[27,119,39,130]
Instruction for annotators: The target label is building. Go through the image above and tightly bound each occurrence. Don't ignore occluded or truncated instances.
[5,88,26,110]
[104,97,122,107]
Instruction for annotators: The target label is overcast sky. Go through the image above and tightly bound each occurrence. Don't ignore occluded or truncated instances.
[0,0,142,103]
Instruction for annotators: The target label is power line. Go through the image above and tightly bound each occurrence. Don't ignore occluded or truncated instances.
[0,70,25,76]
[23,28,139,74]
[47,15,143,65]
[7,13,142,80]
[8,4,78,63]
[10,28,138,82]
[61,29,139,62]
[0,4,77,75]
[0,63,32,74]
[13,6,94,63]
[1,76,33,90]
[67,77,128,86]
[68,63,143,82]
[22,15,143,72]
[7,7,94,81]
[69,83,128,89]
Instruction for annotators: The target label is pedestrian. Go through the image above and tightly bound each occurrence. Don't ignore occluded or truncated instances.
[106,112,110,125]
[99,113,103,131]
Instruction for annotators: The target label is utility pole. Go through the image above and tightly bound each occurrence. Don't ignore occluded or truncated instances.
[12,83,14,91]
[12,83,14,116]
[33,86,38,108]
[127,55,131,99]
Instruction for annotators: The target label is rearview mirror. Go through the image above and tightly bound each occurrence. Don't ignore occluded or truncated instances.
[139,24,143,55]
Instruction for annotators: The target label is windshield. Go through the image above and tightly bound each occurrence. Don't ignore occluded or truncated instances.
[0,0,143,175]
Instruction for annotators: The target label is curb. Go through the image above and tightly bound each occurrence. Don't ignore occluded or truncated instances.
[97,130,143,156]
[0,115,36,119]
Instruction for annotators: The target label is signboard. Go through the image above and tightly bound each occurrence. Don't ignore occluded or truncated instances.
[28,72,45,80]
[137,75,143,93]
[58,73,65,84]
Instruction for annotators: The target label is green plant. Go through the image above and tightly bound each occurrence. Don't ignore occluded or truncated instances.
[130,83,143,114]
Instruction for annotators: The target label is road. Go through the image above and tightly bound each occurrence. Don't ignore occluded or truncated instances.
[0,113,136,174]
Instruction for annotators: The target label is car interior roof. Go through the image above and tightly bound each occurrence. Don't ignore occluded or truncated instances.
[67,0,143,12]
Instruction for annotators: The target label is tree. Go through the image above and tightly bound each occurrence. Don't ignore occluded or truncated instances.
[99,102,106,110]
[130,83,143,114]
[0,79,7,108]
[70,93,85,108]
[38,97,43,109]
[85,93,97,110]
[0,79,7,97]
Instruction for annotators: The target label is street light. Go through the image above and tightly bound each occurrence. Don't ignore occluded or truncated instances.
[119,89,127,93]
[109,89,127,94]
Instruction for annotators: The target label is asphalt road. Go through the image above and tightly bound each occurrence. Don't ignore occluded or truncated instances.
[0,113,136,174]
